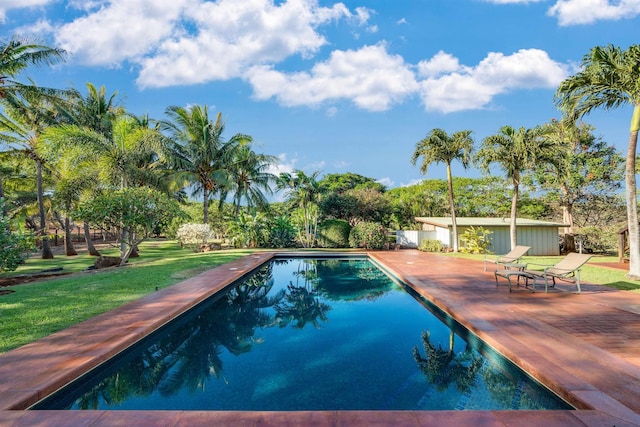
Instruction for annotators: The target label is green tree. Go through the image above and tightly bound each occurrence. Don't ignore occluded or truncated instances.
[222,143,277,215]
[0,36,65,99]
[0,91,59,258]
[533,119,624,237]
[161,105,250,224]
[77,187,182,265]
[0,198,33,272]
[476,125,560,250]
[318,172,386,193]
[411,128,474,252]
[555,44,640,278]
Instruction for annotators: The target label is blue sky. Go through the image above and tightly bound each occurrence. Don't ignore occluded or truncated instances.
[2,0,639,190]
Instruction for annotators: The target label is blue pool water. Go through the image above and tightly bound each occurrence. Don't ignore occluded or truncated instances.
[34,257,571,411]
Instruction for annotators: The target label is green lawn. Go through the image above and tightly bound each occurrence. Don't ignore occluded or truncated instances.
[0,240,253,354]
[443,252,640,292]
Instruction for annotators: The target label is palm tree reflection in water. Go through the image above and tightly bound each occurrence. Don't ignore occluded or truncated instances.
[73,264,284,409]
[413,330,483,393]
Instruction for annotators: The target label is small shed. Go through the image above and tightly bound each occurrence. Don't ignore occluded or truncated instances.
[404,217,567,256]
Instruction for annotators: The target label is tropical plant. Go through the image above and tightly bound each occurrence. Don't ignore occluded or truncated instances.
[0,36,65,99]
[459,226,493,254]
[0,199,33,272]
[226,210,269,249]
[476,125,560,250]
[0,91,60,258]
[267,215,296,248]
[411,128,474,252]
[221,143,277,215]
[276,170,321,248]
[555,44,640,279]
[161,105,251,224]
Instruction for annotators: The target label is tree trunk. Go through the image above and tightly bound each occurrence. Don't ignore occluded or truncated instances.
[625,109,640,279]
[203,187,209,224]
[510,172,519,250]
[36,160,54,259]
[83,222,101,256]
[560,183,574,234]
[64,216,78,256]
[446,163,458,252]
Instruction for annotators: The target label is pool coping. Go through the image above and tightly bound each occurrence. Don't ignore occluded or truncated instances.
[1,250,639,426]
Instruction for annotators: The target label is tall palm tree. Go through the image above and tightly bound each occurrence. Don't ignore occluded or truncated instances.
[46,84,171,255]
[555,44,640,278]
[276,170,321,247]
[411,129,473,252]
[160,105,251,224]
[476,125,558,250]
[0,91,60,258]
[222,143,277,215]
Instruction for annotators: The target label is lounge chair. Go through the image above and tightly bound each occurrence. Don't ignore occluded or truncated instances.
[483,245,531,271]
[495,252,592,293]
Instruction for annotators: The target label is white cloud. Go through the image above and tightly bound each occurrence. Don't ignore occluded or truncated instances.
[0,0,51,22]
[245,43,418,111]
[417,51,463,78]
[55,0,187,67]
[548,0,640,25]
[376,177,394,189]
[417,49,568,113]
[137,0,349,87]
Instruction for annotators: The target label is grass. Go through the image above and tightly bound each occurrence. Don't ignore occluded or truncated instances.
[442,252,640,292]
[0,240,253,354]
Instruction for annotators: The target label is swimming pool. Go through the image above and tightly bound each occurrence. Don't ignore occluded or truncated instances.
[33,256,571,411]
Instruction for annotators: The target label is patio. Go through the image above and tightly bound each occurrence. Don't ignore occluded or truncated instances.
[1,250,639,426]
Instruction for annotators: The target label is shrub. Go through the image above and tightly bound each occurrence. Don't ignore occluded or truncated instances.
[418,239,442,252]
[0,199,34,272]
[459,226,493,254]
[317,219,351,248]
[577,225,618,254]
[348,221,387,250]
[176,223,215,252]
[269,216,297,248]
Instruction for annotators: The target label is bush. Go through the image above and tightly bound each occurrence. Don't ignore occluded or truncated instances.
[317,219,351,248]
[418,239,442,252]
[0,199,34,272]
[176,223,215,252]
[577,225,618,254]
[348,221,387,250]
[268,216,297,248]
[459,226,493,254]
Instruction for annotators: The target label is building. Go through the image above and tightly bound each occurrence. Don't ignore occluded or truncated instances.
[396,217,568,256]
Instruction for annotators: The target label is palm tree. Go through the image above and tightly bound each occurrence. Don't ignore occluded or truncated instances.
[222,143,277,215]
[410,128,473,252]
[161,105,251,224]
[555,44,640,279]
[476,125,559,250]
[0,91,60,258]
[0,36,65,99]
[276,170,322,247]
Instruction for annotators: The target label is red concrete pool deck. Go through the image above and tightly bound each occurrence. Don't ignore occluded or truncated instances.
[1,250,639,426]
